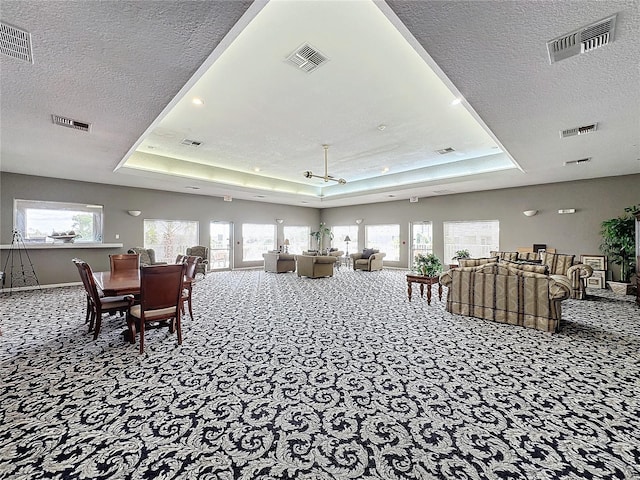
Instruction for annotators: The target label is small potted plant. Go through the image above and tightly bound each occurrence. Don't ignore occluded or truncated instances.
[413,253,443,277]
[600,204,639,295]
[451,249,471,261]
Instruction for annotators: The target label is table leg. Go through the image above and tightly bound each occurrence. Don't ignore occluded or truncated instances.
[427,282,433,305]
[419,284,425,298]
[438,282,443,301]
[407,280,412,301]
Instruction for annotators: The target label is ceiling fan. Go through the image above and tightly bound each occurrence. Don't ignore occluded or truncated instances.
[303,145,346,185]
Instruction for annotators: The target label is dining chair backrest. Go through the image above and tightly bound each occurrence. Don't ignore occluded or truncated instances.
[175,254,186,264]
[110,254,140,272]
[139,264,186,313]
[183,255,201,281]
[73,258,101,305]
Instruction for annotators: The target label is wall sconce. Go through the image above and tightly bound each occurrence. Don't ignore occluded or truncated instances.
[275,218,284,224]
[284,238,290,253]
[523,210,538,217]
[355,218,363,225]
[127,210,142,217]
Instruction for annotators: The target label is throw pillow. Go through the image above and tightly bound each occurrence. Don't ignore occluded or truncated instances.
[361,248,375,259]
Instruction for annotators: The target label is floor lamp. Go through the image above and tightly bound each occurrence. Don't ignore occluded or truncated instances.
[344,235,351,256]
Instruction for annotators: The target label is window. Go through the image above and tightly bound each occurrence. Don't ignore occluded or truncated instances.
[283,225,310,254]
[411,222,433,260]
[144,219,199,263]
[443,220,499,260]
[14,199,103,243]
[242,223,276,261]
[365,224,400,261]
[331,225,358,256]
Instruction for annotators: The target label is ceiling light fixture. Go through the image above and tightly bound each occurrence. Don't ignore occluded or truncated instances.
[451,98,462,105]
[192,98,204,105]
[303,145,346,185]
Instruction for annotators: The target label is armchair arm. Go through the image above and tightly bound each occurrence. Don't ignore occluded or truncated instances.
[549,276,571,300]
[567,263,593,279]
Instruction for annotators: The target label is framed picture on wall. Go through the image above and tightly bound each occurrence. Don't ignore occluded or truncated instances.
[587,270,606,289]
[580,255,607,271]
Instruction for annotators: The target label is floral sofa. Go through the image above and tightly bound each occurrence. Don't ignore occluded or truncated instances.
[440,261,572,333]
[490,251,593,299]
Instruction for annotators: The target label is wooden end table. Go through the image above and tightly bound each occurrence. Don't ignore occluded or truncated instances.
[406,273,442,305]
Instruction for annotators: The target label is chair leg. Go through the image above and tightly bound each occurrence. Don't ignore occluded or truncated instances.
[176,315,182,345]
[85,296,91,324]
[126,314,137,344]
[188,295,193,320]
[93,310,103,340]
[139,320,145,354]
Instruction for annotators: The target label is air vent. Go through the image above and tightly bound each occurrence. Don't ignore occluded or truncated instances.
[560,123,598,138]
[181,139,202,147]
[547,14,617,64]
[52,114,91,132]
[0,22,33,63]
[286,43,328,73]
[436,147,455,155]
[564,157,591,166]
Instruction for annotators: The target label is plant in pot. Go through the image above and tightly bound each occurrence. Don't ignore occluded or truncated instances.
[599,204,639,295]
[310,223,334,254]
[451,249,471,266]
[414,253,443,277]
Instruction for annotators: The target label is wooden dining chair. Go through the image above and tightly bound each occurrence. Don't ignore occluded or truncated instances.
[109,253,140,272]
[126,263,186,354]
[175,254,186,264]
[181,255,201,320]
[72,259,133,339]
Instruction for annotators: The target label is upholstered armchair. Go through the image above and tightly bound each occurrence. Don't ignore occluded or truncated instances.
[296,254,337,278]
[263,252,296,273]
[541,252,593,300]
[127,247,167,266]
[350,249,385,271]
[186,246,209,276]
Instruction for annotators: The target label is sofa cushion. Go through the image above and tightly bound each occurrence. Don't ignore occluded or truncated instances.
[459,257,499,267]
[501,260,549,275]
[490,251,519,261]
[361,248,376,259]
[517,252,540,262]
[541,253,575,275]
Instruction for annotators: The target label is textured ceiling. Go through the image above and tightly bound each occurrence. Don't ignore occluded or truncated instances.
[1,0,638,208]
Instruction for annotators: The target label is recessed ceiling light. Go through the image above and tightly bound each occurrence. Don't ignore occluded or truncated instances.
[255,195,266,198]
[388,194,396,198]
[381,167,389,173]
[301,201,309,204]
[254,167,261,172]
[451,98,462,106]
[377,124,386,131]
[192,98,204,106]
[185,185,200,190]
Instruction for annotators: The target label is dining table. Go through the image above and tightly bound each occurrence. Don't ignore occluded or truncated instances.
[93,270,141,296]
[93,269,194,297]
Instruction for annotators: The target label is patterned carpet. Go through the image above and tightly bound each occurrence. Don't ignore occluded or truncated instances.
[1,269,639,479]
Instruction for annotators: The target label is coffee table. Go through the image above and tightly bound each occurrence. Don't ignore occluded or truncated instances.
[406,273,442,305]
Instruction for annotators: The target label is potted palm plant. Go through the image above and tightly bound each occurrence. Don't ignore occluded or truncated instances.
[413,253,443,277]
[600,204,639,295]
[310,223,333,253]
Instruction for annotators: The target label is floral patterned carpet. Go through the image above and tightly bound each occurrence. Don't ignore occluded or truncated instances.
[1,269,639,479]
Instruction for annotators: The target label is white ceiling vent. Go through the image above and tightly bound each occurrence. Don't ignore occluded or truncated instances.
[436,147,455,155]
[286,43,328,73]
[547,14,617,64]
[0,22,33,63]
[564,157,591,166]
[181,139,202,147]
[560,123,598,138]
[52,114,91,132]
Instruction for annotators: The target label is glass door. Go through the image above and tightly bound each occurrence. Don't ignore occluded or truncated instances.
[210,221,233,270]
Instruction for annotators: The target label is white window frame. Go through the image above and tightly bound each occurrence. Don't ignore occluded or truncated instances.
[242,223,276,261]
[283,225,310,254]
[443,220,500,260]
[144,219,199,263]
[365,224,400,261]
[13,199,104,243]
[411,221,433,261]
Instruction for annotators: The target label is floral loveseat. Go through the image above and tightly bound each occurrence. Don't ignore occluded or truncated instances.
[490,251,593,299]
[440,261,572,333]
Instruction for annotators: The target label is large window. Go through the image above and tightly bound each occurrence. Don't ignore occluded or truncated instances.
[332,225,358,256]
[411,222,433,260]
[242,223,276,261]
[444,220,499,260]
[144,219,199,263]
[283,225,310,254]
[365,224,400,261]
[14,199,103,243]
